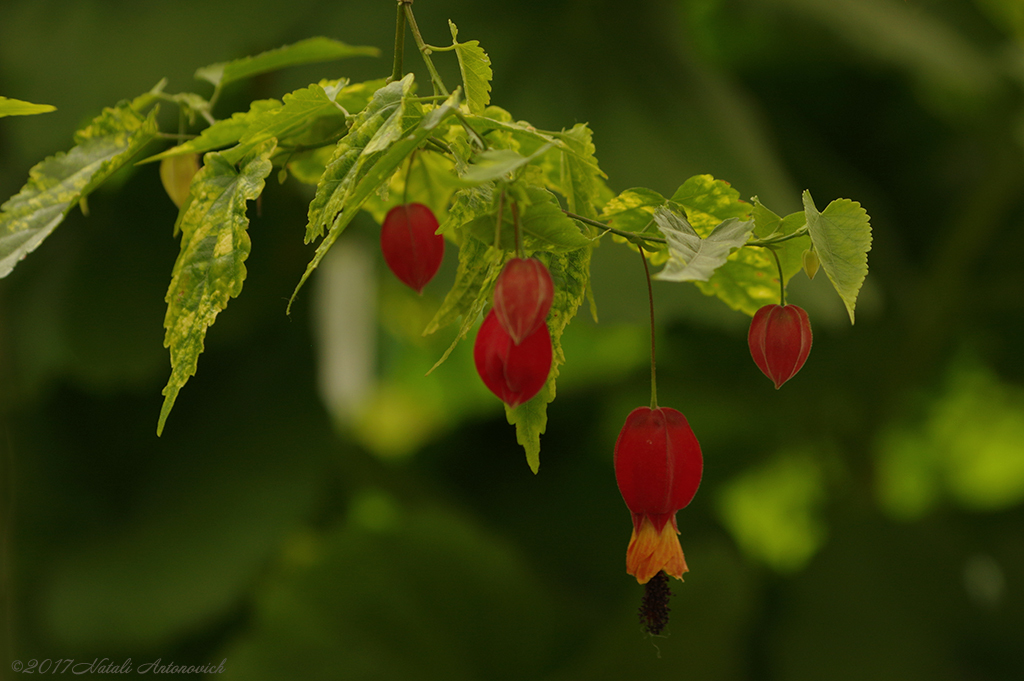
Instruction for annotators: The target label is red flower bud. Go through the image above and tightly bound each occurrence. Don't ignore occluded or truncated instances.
[493,257,554,345]
[473,308,552,407]
[748,304,812,389]
[614,406,703,584]
[380,203,444,293]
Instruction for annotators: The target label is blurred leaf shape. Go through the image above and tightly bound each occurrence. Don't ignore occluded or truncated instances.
[717,452,828,573]
[0,95,55,117]
[216,499,557,681]
[194,37,379,89]
[876,360,1024,519]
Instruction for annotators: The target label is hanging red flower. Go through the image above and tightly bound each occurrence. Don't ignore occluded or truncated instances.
[747,303,813,389]
[613,406,703,584]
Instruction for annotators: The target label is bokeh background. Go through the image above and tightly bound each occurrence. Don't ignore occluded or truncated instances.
[2,0,1023,678]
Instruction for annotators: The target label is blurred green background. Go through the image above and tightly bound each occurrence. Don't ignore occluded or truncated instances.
[2,0,1024,678]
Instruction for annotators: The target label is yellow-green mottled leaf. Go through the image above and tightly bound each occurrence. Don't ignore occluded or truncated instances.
[506,246,590,473]
[670,174,751,235]
[0,96,158,278]
[554,123,606,217]
[449,21,492,115]
[692,197,809,316]
[425,238,509,374]
[195,37,379,88]
[803,191,872,324]
[304,75,414,243]
[225,84,342,164]
[424,236,504,337]
[157,139,276,435]
[0,96,56,117]
[463,186,592,253]
[288,88,462,313]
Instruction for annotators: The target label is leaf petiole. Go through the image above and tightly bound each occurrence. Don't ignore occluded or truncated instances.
[562,210,667,244]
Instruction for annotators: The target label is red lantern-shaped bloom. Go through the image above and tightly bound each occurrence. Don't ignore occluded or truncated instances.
[614,406,703,584]
[474,308,552,407]
[493,257,554,345]
[748,304,812,389]
[380,203,444,293]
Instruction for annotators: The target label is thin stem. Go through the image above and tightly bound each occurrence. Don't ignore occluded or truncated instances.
[403,3,449,97]
[402,151,417,205]
[562,210,667,244]
[512,201,522,258]
[494,189,505,250]
[747,227,809,247]
[769,247,785,306]
[155,132,199,140]
[207,84,222,113]
[390,1,407,84]
[639,249,658,409]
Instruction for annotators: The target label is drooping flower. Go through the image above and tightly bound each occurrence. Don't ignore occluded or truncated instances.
[748,303,813,389]
[492,257,554,345]
[473,308,552,407]
[380,203,444,293]
[614,406,703,584]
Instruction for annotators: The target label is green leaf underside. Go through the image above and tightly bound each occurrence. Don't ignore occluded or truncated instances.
[305,75,414,243]
[449,21,492,115]
[506,246,591,473]
[463,186,591,252]
[803,190,871,324]
[460,146,550,184]
[0,96,56,117]
[288,87,463,313]
[0,96,158,279]
[654,208,753,282]
[194,37,379,88]
[157,139,276,435]
[461,113,603,179]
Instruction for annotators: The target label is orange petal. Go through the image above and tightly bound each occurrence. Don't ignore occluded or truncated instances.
[625,514,689,584]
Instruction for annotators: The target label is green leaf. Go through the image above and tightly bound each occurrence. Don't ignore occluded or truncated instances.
[225,83,343,164]
[140,100,282,164]
[554,123,606,217]
[424,236,503,336]
[0,95,56,117]
[425,237,509,375]
[438,184,496,238]
[0,96,158,278]
[305,76,414,243]
[686,199,808,316]
[157,139,276,435]
[506,246,590,473]
[802,190,872,324]
[462,186,592,252]
[288,87,462,313]
[460,146,550,184]
[448,21,492,115]
[695,249,785,315]
[194,37,379,89]
[670,174,751,235]
[654,207,753,282]
[600,187,665,233]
